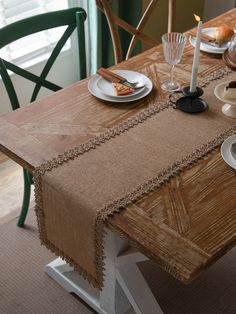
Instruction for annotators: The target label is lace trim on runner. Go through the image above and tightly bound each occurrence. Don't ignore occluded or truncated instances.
[33,66,233,289]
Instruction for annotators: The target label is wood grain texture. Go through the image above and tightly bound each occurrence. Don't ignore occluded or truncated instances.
[109,148,236,283]
[0,9,236,284]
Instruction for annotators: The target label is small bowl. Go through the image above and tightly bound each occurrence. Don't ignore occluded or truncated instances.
[214,81,236,118]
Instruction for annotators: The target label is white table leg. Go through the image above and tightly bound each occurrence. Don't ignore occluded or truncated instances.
[116,264,163,314]
[45,228,163,314]
[100,230,131,314]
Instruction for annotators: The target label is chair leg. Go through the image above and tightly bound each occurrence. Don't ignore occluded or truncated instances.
[17,168,32,228]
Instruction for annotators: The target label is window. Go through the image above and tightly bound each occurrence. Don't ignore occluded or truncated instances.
[0,0,69,66]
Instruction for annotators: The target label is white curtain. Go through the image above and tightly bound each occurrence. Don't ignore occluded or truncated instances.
[69,0,98,74]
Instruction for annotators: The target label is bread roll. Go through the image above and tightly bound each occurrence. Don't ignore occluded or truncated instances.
[214,26,234,44]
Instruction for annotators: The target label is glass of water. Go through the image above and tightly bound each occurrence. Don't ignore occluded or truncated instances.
[161,32,186,91]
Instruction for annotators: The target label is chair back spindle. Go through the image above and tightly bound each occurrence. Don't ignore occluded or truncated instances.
[96,0,176,64]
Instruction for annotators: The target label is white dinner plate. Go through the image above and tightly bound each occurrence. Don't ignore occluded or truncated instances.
[88,70,153,103]
[96,70,145,98]
[221,134,236,169]
[190,27,231,54]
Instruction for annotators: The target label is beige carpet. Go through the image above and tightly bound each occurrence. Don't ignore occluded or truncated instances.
[0,206,235,314]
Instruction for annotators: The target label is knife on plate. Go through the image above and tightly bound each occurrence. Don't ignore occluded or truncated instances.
[96,68,125,83]
[189,31,220,47]
[96,68,145,89]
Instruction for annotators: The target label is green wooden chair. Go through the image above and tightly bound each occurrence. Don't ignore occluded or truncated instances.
[0,7,87,227]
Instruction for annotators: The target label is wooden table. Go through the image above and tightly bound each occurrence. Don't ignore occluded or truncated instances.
[0,9,236,314]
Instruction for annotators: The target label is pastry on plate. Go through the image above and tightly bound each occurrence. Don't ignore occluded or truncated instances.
[213,26,234,45]
[112,83,134,96]
[223,81,236,99]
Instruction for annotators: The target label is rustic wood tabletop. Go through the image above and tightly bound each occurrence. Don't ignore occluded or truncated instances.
[0,8,235,285]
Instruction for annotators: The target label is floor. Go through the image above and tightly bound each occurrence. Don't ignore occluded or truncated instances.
[0,152,26,220]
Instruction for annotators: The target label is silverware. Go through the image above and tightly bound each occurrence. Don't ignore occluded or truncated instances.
[189,31,223,47]
[190,35,220,48]
[97,68,145,89]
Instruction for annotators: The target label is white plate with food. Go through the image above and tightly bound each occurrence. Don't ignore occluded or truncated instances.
[190,27,234,54]
[96,70,146,98]
[214,81,236,118]
[88,70,153,103]
[221,134,236,169]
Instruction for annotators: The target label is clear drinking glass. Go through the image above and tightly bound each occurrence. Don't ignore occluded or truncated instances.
[161,32,187,91]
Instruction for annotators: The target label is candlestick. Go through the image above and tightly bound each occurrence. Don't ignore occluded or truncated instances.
[169,86,208,113]
[190,16,202,93]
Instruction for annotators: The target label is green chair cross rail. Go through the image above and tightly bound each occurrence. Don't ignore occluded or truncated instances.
[0,7,87,227]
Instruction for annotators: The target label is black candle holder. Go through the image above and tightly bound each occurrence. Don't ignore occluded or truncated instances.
[169,86,208,113]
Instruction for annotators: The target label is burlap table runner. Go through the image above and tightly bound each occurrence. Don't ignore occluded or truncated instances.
[34,67,236,289]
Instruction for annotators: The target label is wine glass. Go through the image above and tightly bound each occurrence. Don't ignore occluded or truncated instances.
[161,32,187,91]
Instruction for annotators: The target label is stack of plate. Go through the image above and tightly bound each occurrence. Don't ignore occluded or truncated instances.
[190,27,232,54]
[88,70,153,103]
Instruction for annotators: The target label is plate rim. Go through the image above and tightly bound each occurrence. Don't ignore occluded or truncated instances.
[96,69,145,98]
[88,70,153,103]
[221,134,236,169]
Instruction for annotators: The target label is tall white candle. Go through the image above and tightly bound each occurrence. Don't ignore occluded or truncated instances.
[190,15,202,93]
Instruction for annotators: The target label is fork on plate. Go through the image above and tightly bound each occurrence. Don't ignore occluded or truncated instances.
[96,68,145,89]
